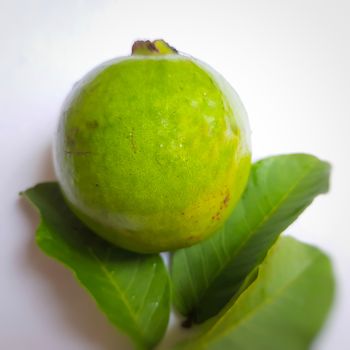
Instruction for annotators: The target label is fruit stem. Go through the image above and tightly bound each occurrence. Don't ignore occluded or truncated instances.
[131,39,178,56]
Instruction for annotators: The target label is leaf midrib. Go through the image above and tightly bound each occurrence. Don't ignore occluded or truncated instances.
[194,161,318,307]
[88,248,147,341]
[199,251,323,347]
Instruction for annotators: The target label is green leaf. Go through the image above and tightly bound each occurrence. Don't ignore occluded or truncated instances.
[176,236,335,350]
[171,154,330,323]
[22,183,171,350]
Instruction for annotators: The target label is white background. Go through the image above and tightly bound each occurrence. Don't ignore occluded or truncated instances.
[1,0,349,349]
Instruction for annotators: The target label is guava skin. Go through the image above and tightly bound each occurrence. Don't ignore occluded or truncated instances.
[55,46,251,253]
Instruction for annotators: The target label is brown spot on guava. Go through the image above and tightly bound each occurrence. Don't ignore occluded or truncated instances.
[128,129,137,153]
[86,120,99,129]
[66,135,75,147]
[66,127,80,147]
[211,212,221,221]
[223,193,230,206]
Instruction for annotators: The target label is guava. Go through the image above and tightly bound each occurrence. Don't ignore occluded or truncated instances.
[54,40,251,253]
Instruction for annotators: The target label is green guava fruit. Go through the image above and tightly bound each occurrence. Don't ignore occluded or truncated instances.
[54,40,251,253]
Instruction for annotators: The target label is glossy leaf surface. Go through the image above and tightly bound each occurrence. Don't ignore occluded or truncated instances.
[23,183,171,350]
[176,236,335,350]
[172,154,330,322]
